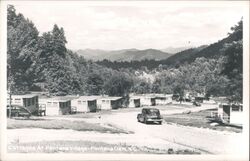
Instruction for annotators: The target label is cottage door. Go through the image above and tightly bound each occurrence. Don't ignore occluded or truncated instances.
[151,98,156,106]
[59,102,63,115]
[223,106,230,123]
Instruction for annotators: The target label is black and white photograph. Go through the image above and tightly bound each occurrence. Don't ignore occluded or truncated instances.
[0,0,249,160]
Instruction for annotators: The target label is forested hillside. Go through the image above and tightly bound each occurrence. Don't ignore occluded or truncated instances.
[76,48,171,61]
[7,5,243,102]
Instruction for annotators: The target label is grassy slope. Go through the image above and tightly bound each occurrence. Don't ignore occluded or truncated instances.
[7,118,132,134]
[163,109,242,133]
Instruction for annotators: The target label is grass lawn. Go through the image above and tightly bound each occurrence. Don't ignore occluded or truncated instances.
[163,109,242,133]
[7,118,132,134]
[8,140,200,154]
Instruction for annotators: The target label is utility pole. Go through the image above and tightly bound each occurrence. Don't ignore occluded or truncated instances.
[8,66,13,118]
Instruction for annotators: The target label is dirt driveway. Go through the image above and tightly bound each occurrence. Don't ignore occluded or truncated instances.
[80,104,244,154]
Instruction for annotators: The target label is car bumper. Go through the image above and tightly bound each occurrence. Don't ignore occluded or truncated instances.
[146,118,163,122]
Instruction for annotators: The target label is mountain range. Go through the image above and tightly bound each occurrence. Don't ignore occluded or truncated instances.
[160,46,192,54]
[76,23,241,66]
[76,48,173,61]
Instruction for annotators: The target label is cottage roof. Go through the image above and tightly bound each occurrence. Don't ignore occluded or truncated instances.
[11,94,38,99]
[213,97,229,104]
[29,91,49,95]
[78,96,100,101]
[152,94,173,98]
[40,96,72,102]
[99,96,122,101]
[129,96,141,100]
[133,94,156,98]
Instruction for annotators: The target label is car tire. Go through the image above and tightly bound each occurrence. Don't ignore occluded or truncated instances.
[159,121,162,125]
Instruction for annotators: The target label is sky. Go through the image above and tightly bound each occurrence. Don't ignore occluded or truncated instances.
[10,1,245,51]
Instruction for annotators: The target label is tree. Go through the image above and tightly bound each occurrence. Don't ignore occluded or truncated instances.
[7,5,39,93]
[104,72,133,96]
[85,72,104,95]
[221,20,243,103]
[222,41,243,102]
[132,79,151,94]
[32,24,80,95]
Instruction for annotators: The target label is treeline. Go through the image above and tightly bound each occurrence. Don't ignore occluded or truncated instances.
[96,59,163,70]
[7,5,242,103]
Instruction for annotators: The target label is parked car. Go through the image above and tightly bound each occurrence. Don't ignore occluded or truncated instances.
[193,101,201,106]
[172,94,180,101]
[137,108,163,124]
[7,105,31,118]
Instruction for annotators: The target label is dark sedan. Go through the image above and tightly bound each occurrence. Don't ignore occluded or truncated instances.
[7,105,31,118]
[137,108,163,124]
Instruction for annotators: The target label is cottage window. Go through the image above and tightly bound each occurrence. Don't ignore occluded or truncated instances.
[14,98,21,103]
[102,100,105,103]
[32,98,35,105]
[232,105,240,112]
[78,100,81,104]
[23,99,27,107]
[27,99,31,106]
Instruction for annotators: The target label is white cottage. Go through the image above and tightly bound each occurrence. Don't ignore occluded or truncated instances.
[7,94,39,114]
[97,96,122,110]
[134,94,156,106]
[217,103,243,125]
[39,96,72,116]
[154,94,172,105]
[71,96,98,113]
[128,96,141,108]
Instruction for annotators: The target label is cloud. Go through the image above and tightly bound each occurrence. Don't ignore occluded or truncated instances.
[11,1,244,50]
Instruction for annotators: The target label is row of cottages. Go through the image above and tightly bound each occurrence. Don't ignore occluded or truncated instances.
[39,95,123,115]
[8,93,172,116]
[70,95,123,112]
[7,94,39,114]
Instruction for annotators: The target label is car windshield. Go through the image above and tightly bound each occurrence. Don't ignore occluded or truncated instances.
[146,109,160,115]
[7,105,30,113]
